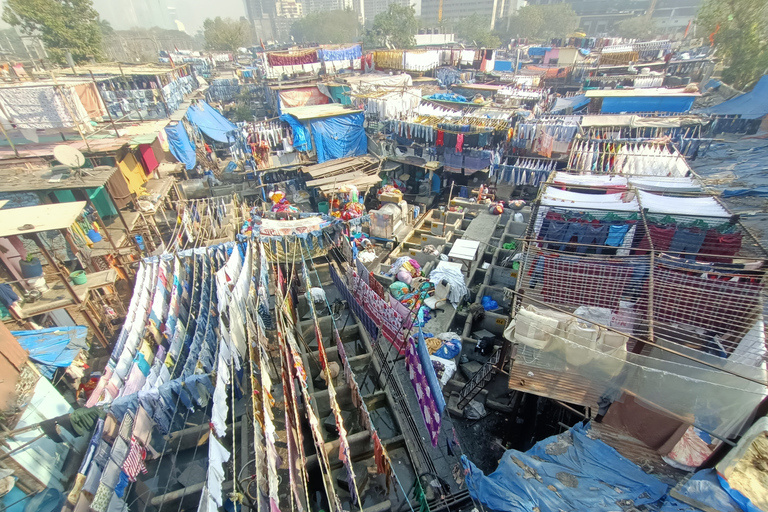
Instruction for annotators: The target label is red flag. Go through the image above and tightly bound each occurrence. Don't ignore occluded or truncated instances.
[709,23,720,46]
[683,19,692,38]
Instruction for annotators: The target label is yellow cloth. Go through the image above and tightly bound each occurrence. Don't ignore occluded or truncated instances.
[138,339,155,366]
[117,151,148,195]
[426,337,443,354]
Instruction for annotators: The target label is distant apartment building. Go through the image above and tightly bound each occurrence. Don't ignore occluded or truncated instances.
[525,0,702,36]
[420,0,525,28]
[362,0,412,22]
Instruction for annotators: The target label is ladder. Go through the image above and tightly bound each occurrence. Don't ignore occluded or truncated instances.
[456,346,503,410]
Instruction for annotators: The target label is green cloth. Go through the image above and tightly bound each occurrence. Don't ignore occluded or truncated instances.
[87,186,118,218]
[503,242,516,250]
[70,407,106,436]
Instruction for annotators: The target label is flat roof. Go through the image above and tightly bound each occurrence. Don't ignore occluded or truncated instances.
[0,201,86,237]
[282,104,363,120]
[585,88,700,98]
[0,166,117,193]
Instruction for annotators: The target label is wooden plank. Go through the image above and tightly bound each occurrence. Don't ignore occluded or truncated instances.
[316,175,381,192]
[508,360,602,410]
[306,171,367,187]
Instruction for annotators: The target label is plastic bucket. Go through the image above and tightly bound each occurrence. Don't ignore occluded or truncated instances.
[87,229,102,243]
[70,270,87,285]
[318,201,329,213]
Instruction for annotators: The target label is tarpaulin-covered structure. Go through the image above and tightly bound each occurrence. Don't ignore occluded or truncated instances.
[164,121,196,170]
[698,75,768,119]
[279,113,312,152]
[185,100,238,143]
[310,112,367,163]
[462,423,668,512]
[13,326,88,379]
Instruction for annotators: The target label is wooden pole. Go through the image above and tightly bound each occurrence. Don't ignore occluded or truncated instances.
[30,232,81,304]
[442,180,454,236]
[83,196,132,281]
[88,70,120,137]
[48,71,92,152]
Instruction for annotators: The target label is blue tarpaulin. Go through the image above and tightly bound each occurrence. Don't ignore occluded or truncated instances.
[185,101,238,143]
[463,423,668,512]
[698,75,768,119]
[13,326,88,379]
[416,329,446,414]
[310,113,367,163]
[279,113,312,152]
[601,96,696,114]
[494,60,514,71]
[165,122,196,170]
[527,47,551,57]
[722,186,768,198]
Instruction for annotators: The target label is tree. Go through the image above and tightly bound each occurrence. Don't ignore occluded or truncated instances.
[2,0,103,64]
[99,19,114,39]
[290,10,360,43]
[365,4,418,49]
[203,17,249,53]
[454,14,501,48]
[501,4,579,41]
[614,16,658,40]
[698,0,768,89]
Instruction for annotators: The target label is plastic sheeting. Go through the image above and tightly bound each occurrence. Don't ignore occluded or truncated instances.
[551,94,589,114]
[279,113,312,152]
[462,423,668,512]
[13,326,88,379]
[310,113,367,163]
[185,101,237,143]
[514,328,766,438]
[165,121,196,170]
[698,75,768,119]
[660,469,743,512]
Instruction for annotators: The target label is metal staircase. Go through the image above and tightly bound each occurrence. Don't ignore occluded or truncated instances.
[456,341,510,410]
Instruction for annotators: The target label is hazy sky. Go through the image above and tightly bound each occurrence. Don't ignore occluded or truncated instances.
[170,0,247,34]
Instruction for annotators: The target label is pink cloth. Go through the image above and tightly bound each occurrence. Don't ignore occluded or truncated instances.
[456,133,464,153]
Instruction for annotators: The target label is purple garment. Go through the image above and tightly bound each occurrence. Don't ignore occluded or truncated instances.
[406,337,442,447]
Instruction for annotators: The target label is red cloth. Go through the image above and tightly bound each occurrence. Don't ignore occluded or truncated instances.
[267,50,318,66]
[456,133,464,153]
[697,230,742,263]
[138,144,159,174]
[636,224,676,254]
[436,130,444,146]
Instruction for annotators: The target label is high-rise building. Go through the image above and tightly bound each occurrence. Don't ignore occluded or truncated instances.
[524,0,702,36]
[420,0,524,27]
[243,0,277,40]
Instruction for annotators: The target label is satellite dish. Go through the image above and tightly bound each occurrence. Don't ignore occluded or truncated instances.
[53,145,86,169]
